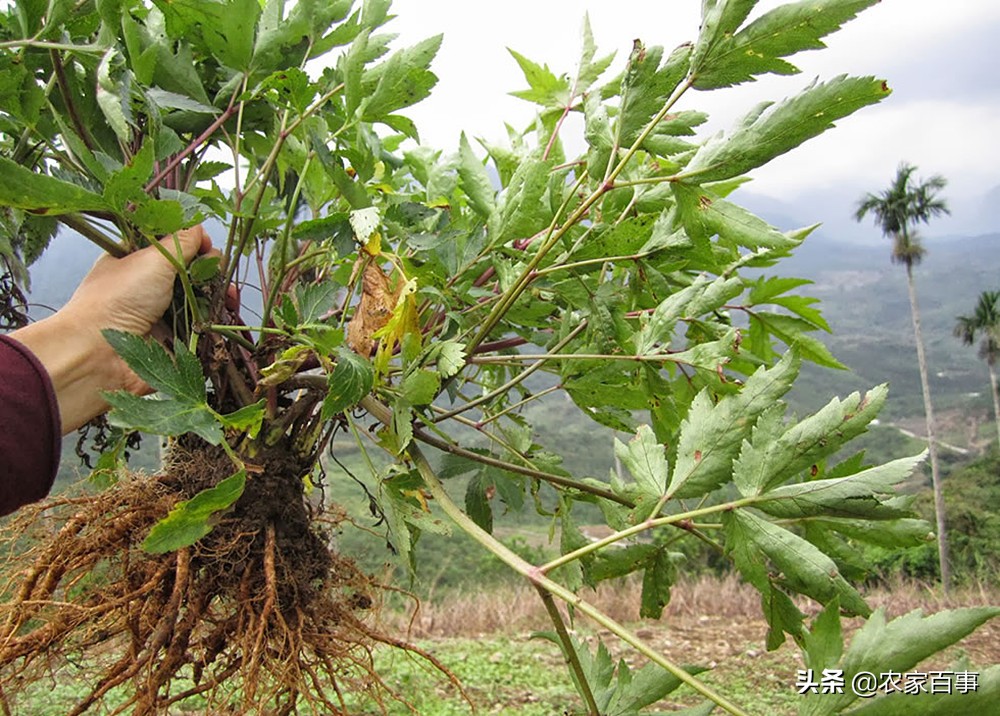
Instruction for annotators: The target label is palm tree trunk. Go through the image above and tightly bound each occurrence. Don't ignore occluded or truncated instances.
[989,362,1000,452]
[905,265,951,591]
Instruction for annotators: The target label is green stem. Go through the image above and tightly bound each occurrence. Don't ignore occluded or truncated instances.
[469,352,685,364]
[535,586,601,716]
[467,172,589,352]
[539,497,756,575]
[534,252,649,277]
[57,215,127,258]
[432,320,588,423]
[360,395,631,508]
[408,442,752,716]
[472,384,561,428]
[261,153,314,327]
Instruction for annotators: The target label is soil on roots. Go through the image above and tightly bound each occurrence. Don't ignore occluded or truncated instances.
[0,438,444,715]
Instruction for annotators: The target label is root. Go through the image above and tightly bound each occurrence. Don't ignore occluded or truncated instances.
[0,441,456,714]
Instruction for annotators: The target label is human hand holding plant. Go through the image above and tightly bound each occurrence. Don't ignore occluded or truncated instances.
[11,226,214,432]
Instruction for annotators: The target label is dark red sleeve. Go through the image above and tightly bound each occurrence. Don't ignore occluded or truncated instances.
[0,334,61,516]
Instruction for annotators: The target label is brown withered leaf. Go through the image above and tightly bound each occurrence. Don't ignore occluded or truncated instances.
[347,259,397,357]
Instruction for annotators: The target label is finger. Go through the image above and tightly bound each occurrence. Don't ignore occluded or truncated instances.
[159,225,210,265]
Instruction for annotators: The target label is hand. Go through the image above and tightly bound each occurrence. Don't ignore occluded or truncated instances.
[11,226,214,433]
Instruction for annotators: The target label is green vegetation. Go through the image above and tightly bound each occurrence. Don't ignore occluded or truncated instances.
[0,1,996,715]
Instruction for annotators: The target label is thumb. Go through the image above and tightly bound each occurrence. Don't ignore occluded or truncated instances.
[158,225,211,265]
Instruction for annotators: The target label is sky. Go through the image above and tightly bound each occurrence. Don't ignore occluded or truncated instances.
[386,0,1000,242]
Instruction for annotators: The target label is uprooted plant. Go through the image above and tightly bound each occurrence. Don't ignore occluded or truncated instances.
[0,0,997,714]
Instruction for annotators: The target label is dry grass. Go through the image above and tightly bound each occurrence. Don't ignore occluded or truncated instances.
[390,573,1000,639]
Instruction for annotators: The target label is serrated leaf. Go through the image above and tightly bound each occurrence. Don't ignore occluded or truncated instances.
[142,470,246,553]
[639,547,675,619]
[800,607,1000,716]
[693,0,880,89]
[725,510,869,616]
[102,331,206,403]
[492,156,553,244]
[635,274,744,356]
[0,157,109,215]
[362,35,442,120]
[615,425,669,500]
[803,599,843,672]
[669,352,799,500]
[617,42,691,148]
[321,348,375,419]
[750,311,846,369]
[457,132,496,218]
[682,76,891,184]
[219,400,266,439]
[465,472,494,533]
[402,368,440,406]
[754,452,925,519]
[103,391,222,444]
[507,48,570,108]
[734,385,887,496]
[153,0,260,70]
[673,184,801,252]
[841,664,1000,716]
[427,340,466,378]
[808,517,935,549]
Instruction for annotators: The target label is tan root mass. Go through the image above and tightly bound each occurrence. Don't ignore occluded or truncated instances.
[0,438,453,715]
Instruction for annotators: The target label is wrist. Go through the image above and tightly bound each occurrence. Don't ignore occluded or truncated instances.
[10,309,126,434]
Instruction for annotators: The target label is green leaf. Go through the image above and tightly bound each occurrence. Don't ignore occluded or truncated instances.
[639,547,675,619]
[669,352,799,500]
[673,184,802,252]
[362,35,443,121]
[491,156,553,245]
[807,517,935,549]
[321,348,375,419]
[219,400,266,439]
[733,385,887,496]
[841,665,1000,716]
[0,157,109,214]
[799,607,1000,716]
[681,75,891,184]
[615,425,668,501]
[465,471,494,533]
[426,340,467,379]
[142,470,246,553]
[750,311,846,369]
[754,452,925,519]
[617,42,691,148]
[402,368,440,406]
[102,331,206,403]
[635,274,744,356]
[802,598,843,672]
[103,391,222,444]
[507,48,570,108]
[725,509,870,616]
[153,0,261,71]
[457,132,496,218]
[692,0,880,89]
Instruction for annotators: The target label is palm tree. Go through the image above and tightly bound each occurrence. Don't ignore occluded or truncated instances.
[855,162,951,590]
[954,290,1000,451]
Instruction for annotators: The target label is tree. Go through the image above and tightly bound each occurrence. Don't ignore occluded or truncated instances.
[955,289,1000,450]
[0,2,996,715]
[855,162,952,589]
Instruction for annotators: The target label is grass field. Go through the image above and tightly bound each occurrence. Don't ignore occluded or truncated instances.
[15,576,997,715]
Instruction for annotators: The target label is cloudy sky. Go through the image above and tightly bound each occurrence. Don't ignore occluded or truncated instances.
[388,1,1000,242]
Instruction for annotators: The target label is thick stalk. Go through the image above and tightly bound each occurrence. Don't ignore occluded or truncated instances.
[989,362,1000,452]
[407,442,751,716]
[905,263,950,591]
[535,586,600,716]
